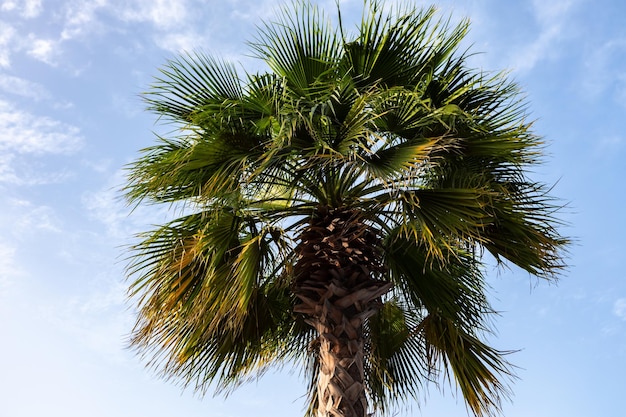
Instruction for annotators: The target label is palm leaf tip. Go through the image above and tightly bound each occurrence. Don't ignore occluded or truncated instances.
[419,313,516,417]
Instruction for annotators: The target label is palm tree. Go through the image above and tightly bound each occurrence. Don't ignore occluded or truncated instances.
[124,2,568,417]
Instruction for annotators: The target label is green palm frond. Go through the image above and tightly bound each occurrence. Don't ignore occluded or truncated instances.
[363,137,437,180]
[384,236,488,319]
[365,300,428,411]
[124,132,257,204]
[128,208,311,391]
[250,0,342,97]
[344,3,467,90]
[418,313,514,417]
[145,52,242,122]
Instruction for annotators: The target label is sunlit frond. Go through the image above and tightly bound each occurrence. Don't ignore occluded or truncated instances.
[144,52,242,122]
[250,0,342,97]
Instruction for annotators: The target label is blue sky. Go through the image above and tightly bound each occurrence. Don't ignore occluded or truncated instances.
[0,0,624,416]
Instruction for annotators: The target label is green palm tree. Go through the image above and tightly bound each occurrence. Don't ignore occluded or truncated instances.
[125,2,568,417]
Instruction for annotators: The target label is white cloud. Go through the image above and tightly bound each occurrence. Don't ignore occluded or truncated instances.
[0,23,16,67]
[0,0,15,11]
[614,298,626,321]
[82,169,135,239]
[509,0,577,72]
[22,0,42,17]
[0,99,82,155]
[0,99,82,184]
[593,135,624,158]
[82,158,113,173]
[116,0,189,29]
[581,39,626,106]
[0,159,73,185]
[154,31,208,53]
[0,153,20,184]
[2,0,249,66]
[60,0,190,42]
[59,0,108,41]
[109,0,211,54]
[53,100,75,110]
[111,92,142,118]
[1,0,42,17]
[11,199,62,233]
[27,36,59,66]
[82,184,127,239]
[532,0,574,23]
[0,73,50,100]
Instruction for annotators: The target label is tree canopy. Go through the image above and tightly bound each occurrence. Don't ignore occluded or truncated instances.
[125,2,568,416]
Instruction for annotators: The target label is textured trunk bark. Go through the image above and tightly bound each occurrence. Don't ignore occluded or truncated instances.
[293,207,392,417]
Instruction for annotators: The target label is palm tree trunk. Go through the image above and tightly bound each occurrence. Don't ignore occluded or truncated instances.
[294,207,392,417]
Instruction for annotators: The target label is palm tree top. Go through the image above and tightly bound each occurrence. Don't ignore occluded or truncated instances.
[124,2,569,416]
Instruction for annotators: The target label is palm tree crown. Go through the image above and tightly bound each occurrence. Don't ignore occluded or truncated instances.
[125,2,568,417]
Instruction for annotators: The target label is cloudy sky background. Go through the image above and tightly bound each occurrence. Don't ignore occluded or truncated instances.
[1,0,624,416]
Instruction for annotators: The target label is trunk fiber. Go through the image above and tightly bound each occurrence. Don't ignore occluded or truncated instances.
[294,207,392,417]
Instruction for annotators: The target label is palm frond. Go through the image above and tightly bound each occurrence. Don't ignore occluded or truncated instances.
[343,2,468,90]
[127,207,314,393]
[250,0,342,98]
[365,300,428,412]
[124,130,260,205]
[144,52,242,122]
[418,313,515,417]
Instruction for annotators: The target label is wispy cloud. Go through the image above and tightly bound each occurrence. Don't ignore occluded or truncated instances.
[39,276,133,364]
[153,31,209,53]
[115,0,189,29]
[1,1,47,67]
[9,199,62,234]
[2,0,266,67]
[81,158,113,173]
[0,99,82,155]
[228,0,282,22]
[101,0,209,54]
[82,184,128,239]
[592,135,624,158]
[581,38,626,105]
[0,23,16,68]
[59,0,108,41]
[26,36,59,66]
[0,153,20,184]
[614,298,626,321]
[0,73,50,100]
[0,155,73,185]
[1,0,43,18]
[82,169,169,239]
[0,99,82,184]
[509,0,578,72]
[60,0,191,42]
